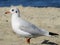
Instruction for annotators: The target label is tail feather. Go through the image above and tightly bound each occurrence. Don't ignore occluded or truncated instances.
[49,32,59,36]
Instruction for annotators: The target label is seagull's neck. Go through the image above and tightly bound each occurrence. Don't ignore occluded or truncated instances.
[11,13,21,23]
[12,13,20,19]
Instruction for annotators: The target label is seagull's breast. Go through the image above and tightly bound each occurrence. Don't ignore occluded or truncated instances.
[11,18,20,30]
[11,17,32,37]
[11,21,32,37]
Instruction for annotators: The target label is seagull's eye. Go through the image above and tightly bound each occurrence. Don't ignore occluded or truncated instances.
[16,11,17,13]
[12,9,14,11]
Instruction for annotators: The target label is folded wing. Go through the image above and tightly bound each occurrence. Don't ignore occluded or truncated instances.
[20,23,49,36]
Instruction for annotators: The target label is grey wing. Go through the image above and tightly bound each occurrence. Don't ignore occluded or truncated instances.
[20,24,49,36]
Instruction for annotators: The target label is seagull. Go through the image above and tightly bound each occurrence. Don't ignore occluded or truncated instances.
[5,7,59,44]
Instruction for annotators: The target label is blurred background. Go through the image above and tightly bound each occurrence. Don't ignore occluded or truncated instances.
[0,0,60,7]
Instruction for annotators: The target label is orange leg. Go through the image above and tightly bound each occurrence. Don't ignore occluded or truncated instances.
[26,38,31,44]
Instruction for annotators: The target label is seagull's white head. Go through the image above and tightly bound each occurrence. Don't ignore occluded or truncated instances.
[5,7,20,15]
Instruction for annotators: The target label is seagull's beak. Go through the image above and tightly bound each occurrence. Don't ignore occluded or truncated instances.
[5,11,10,14]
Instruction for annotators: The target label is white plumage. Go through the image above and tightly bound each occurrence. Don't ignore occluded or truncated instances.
[10,7,50,38]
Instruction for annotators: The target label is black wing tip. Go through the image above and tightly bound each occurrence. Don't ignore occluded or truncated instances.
[49,32,59,36]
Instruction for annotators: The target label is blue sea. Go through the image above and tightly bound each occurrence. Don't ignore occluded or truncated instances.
[0,0,60,7]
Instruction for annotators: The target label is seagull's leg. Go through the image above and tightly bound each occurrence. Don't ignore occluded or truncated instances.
[26,38,31,44]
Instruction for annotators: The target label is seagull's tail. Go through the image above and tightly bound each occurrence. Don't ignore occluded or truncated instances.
[49,32,59,36]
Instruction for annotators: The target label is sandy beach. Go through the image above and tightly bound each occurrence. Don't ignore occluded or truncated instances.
[0,6,60,45]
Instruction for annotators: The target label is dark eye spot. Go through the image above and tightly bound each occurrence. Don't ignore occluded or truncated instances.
[16,11,17,13]
[12,9,14,11]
